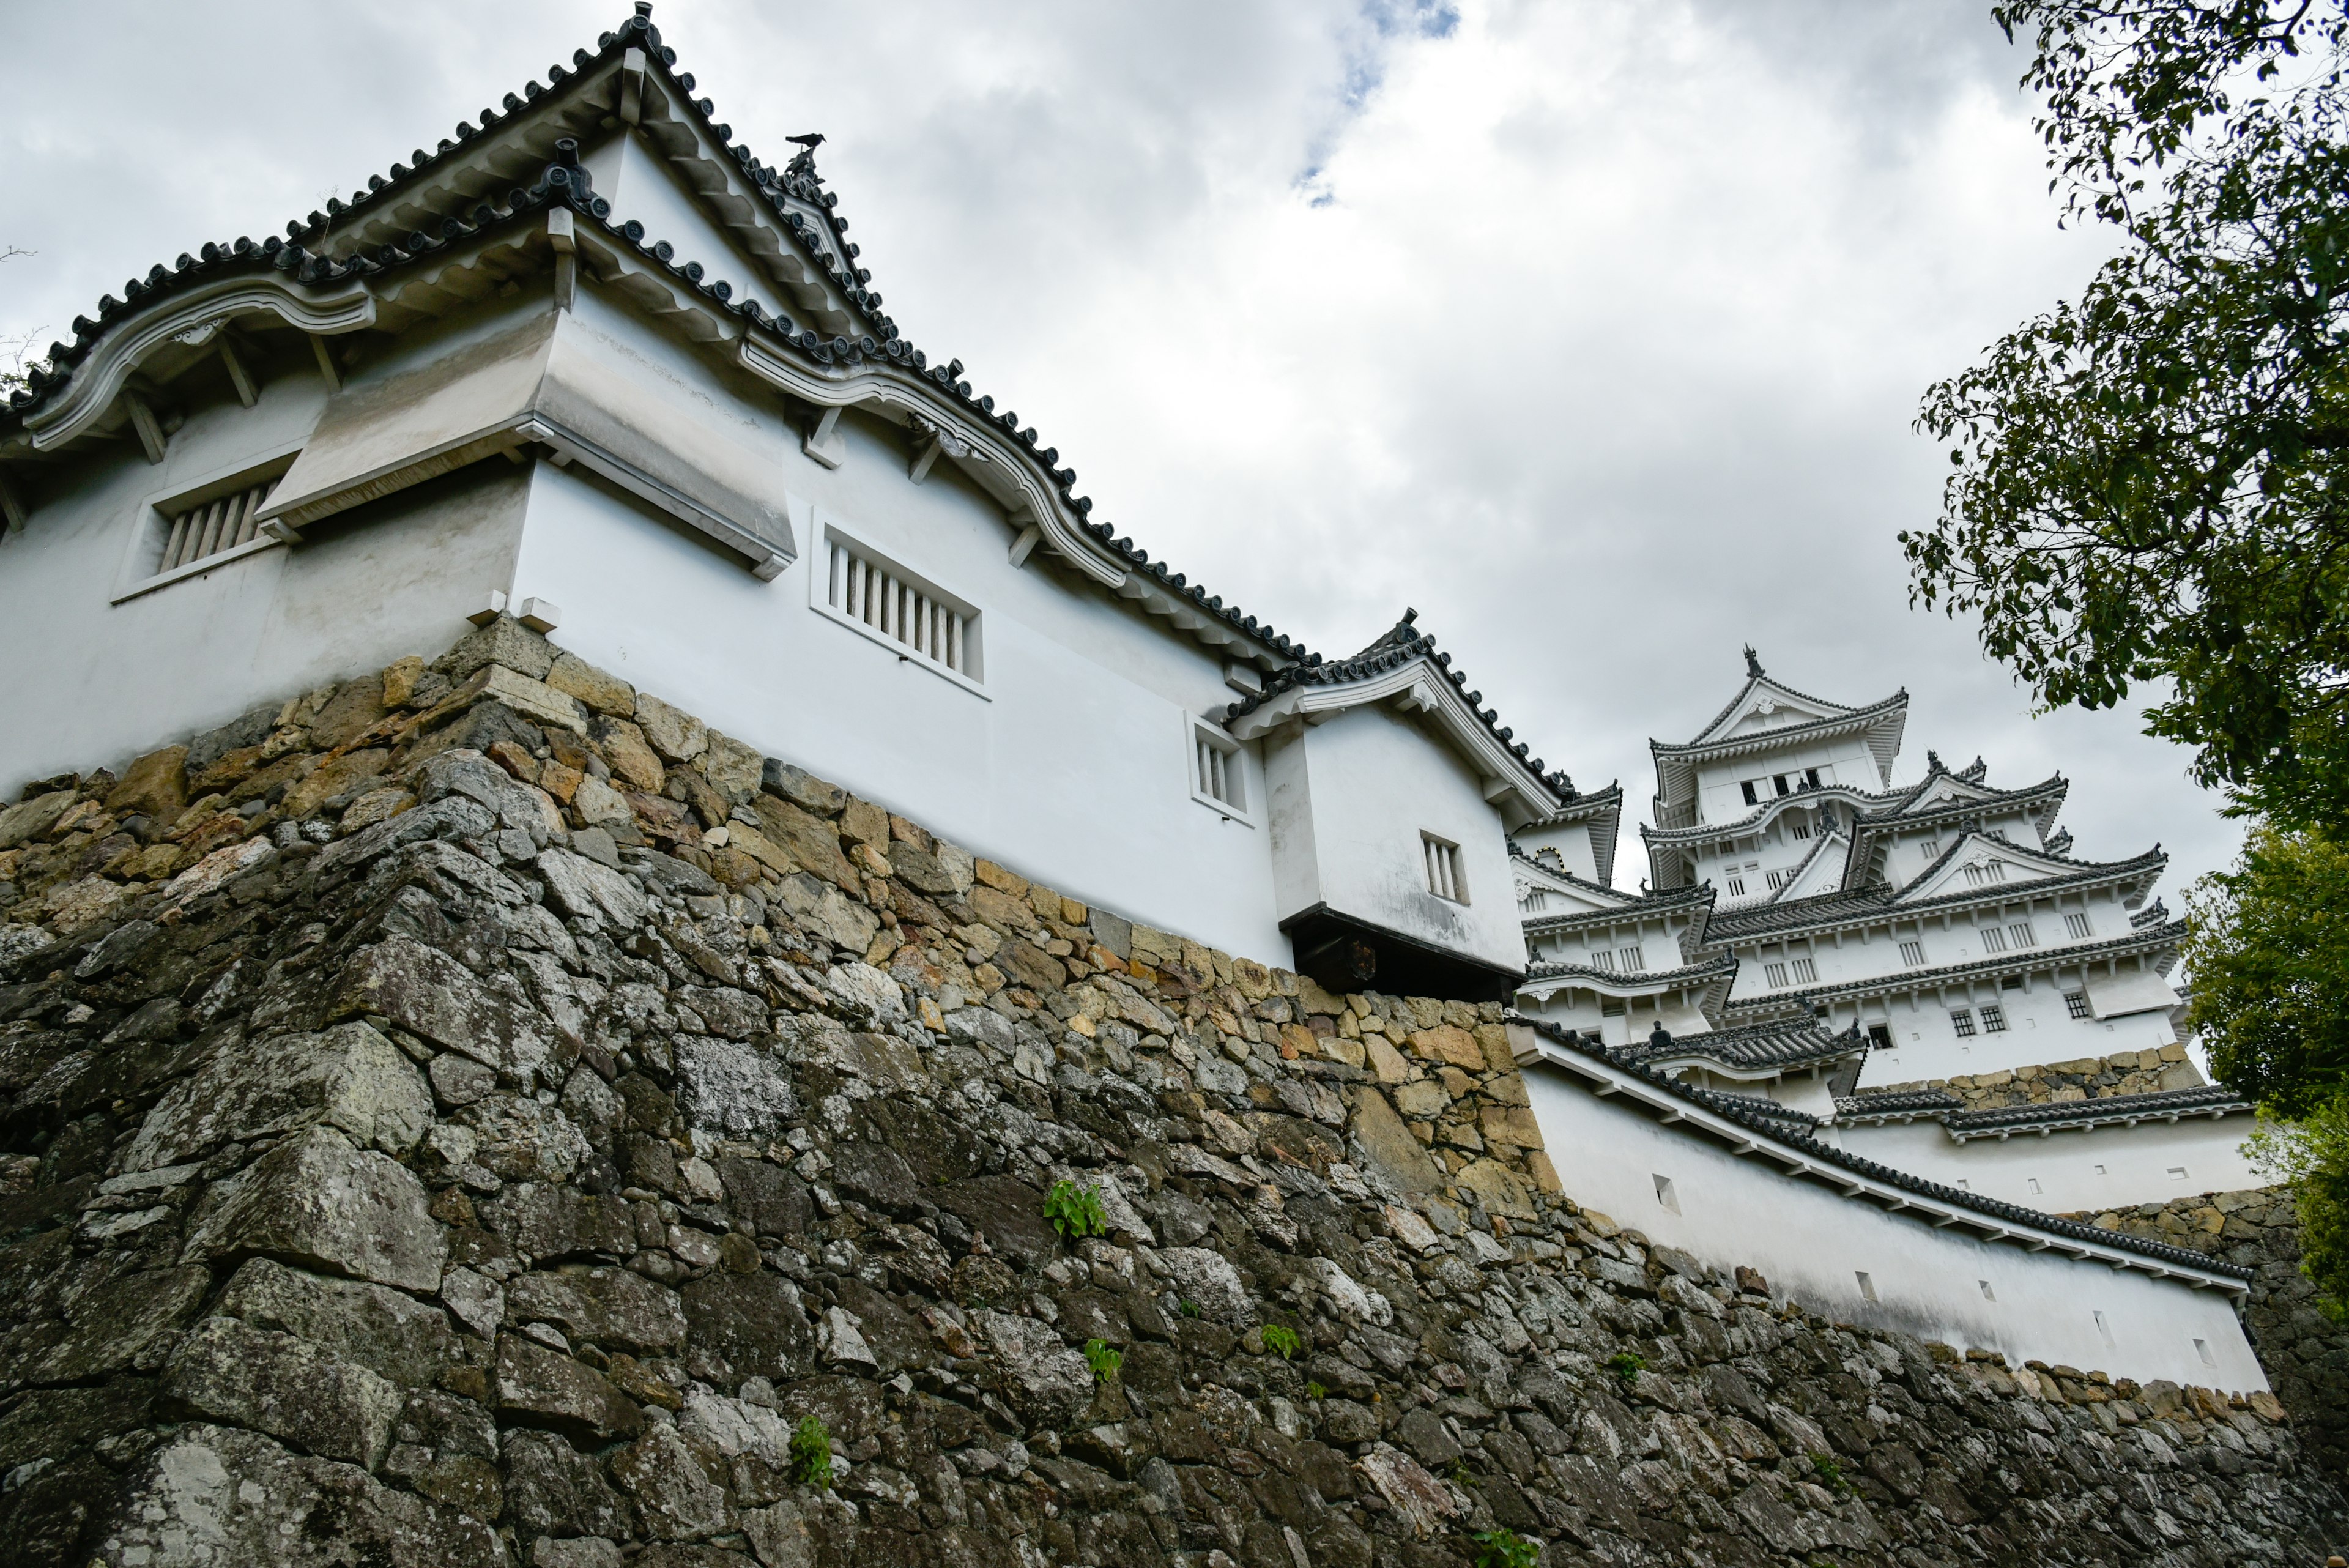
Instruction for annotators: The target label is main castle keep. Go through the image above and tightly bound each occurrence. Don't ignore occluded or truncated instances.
[0,9,2338,1566]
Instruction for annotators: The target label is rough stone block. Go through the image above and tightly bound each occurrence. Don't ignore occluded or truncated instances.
[761,759,844,816]
[547,652,637,718]
[592,718,666,792]
[126,1020,432,1172]
[635,693,708,764]
[507,1267,688,1351]
[217,1257,462,1386]
[538,847,649,932]
[335,937,555,1084]
[1456,1157,1537,1221]
[496,1332,644,1440]
[772,872,878,954]
[106,744,190,822]
[749,796,854,886]
[459,664,587,734]
[612,1424,734,1540]
[94,1423,503,1567]
[1348,1087,1444,1194]
[681,1271,813,1382]
[981,1310,1093,1427]
[163,1315,405,1469]
[29,1265,210,1383]
[439,614,556,682]
[675,1035,797,1141]
[183,1126,447,1294]
[506,1429,637,1539]
[700,733,763,803]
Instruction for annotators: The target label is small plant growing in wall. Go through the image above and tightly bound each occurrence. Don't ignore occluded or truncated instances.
[1305,1380,1329,1400]
[1044,1180,1107,1240]
[787,1414,833,1489]
[1605,1351,1646,1385]
[1177,1299,1202,1318]
[1084,1338,1123,1383]
[1809,1452,1850,1493]
[1262,1324,1302,1361]
[1471,1526,1540,1568]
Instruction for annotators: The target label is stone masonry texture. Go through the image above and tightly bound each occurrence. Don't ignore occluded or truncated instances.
[1867,1046,2204,1112]
[2069,1186,2349,1497]
[0,617,2340,1566]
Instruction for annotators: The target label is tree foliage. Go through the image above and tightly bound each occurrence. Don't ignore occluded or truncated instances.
[1909,1,2349,825]
[2186,821,2349,1113]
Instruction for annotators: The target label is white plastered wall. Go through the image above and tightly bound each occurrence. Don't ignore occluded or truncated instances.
[1833,1114,2263,1216]
[1521,1061,2265,1391]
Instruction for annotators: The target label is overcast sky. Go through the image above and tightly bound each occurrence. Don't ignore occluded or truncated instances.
[0,0,2240,897]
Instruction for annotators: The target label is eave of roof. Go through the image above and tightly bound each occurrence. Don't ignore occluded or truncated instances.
[1940,1084,2253,1141]
[1721,920,2187,1020]
[1707,846,2171,945]
[1622,1019,1866,1076]
[1519,953,1737,992]
[1652,688,1909,761]
[1641,781,1902,847]
[1835,1088,1963,1123]
[0,7,1318,677]
[1515,1017,2251,1284]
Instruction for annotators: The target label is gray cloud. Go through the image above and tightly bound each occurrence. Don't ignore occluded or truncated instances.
[0,0,2238,896]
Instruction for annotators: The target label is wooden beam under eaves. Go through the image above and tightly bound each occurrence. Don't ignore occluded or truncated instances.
[122,390,166,464]
[308,333,343,393]
[217,334,258,407]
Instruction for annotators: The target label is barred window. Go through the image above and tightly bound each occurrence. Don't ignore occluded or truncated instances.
[1590,949,1616,972]
[1980,1003,2008,1033]
[1791,957,1817,983]
[1189,719,1248,820]
[1980,926,2007,953]
[2065,990,2091,1019]
[1899,940,1926,967]
[1726,875,1747,897]
[1764,962,1789,987]
[1423,834,1467,904]
[1866,1024,1893,1050]
[1619,945,1645,972]
[1950,1008,1977,1038]
[814,519,984,693]
[2008,921,2036,948]
[158,474,280,574]
[2065,913,2093,939]
[1765,868,1791,890]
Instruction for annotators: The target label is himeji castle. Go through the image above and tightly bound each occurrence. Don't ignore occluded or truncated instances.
[1510,652,2258,1214]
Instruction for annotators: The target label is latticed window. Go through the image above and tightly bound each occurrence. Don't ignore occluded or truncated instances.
[1950,1008,1977,1038]
[2008,921,2036,948]
[1791,957,1816,983]
[1590,949,1615,972]
[2065,912,2093,939]
[1980,1003,2008,1033]
[1980,926,2007,953]
[1764,962,1789,987]
[1191,722,1245,816]
[1619,945,1645,972]
[158,475,278,573]
[824,533,974,677]
[2065,990,2091,1019]
[1899,940,1926,967]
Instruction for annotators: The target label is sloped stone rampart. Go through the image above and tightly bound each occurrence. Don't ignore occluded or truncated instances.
[2071,1185,2349,1494]
[0,619,2340,1566]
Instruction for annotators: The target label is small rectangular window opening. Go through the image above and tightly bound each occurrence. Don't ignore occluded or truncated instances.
[1950,1008,1977,1038]
[1791,957,1817,983]
[2027,1177,2043,1195]
[1855,1271,1877,1302]
[1764,962,1789,988]
[1920,841,1940,863]
[2168,1166,2188,1181]
[1980,926,2008,953]
[2065,990,2092,1020]
[2195,1337,2217,1369]
[1791,820,1812,841]
[157,474,281,574]
[1652,1174,1680,1214]
[1590,949,1616,972]
[1978,1279,1997,1302]
[827,534,974,677]
[1866,1024,1893,1050]
[1190,721,1247,816]
[2094,1163,2109,1176]
[1773,774,1791,797]
[1740,780,1759,806]
[1980,1003,2008,1033]
[1619,945,1644,971]
[1726,875,1747,897]
[2065,913,2094,940]
[1600,999,1627,1017]
[1804,766,1822,788]
[2095,1311,2115,1349]
[1899,940,1926,967]
[1422,834,1468,904]
[2008,921,2036,948]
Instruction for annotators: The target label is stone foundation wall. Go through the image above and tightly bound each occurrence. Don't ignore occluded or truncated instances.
[1868,1045,2201,1112]
[0,618,2341,1567]
[2069,1186,2349,1494]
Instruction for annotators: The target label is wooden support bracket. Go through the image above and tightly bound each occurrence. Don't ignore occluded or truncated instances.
[123,390,166,464]
[620,48,647,125]
[801,405,845,469]
[308,333,343,393]
[548,209,577,313]
[217,334,258,408]
[1008,522,1042,568]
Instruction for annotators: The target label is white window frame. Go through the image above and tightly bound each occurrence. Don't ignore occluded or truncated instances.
[1186,715,1253,825]
[1791,956,1817,983]
[1422,832,1468,905]
[1763,961,1789,987]
[111,442,302,604]
[1899,939,1926,967]
[809,512,987,699]
[2065,912,2094,940]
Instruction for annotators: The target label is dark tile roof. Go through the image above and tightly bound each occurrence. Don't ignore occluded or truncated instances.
[1655,682,1907,758]
[1641,780,1904,845]
[1940,1083,2252,1137]
[1620,1019,1865,1074]
[2,7,1319,675]
[1521,953,1737,988]
[1721,919,2186,1024]
[1219,609,1567,795]
[1835,1088,1962,1120]
[1702,847,2170,943]
[1516,1017,2251,1282]
[1852,768,2068,828]
[1709,1091,1825,1129]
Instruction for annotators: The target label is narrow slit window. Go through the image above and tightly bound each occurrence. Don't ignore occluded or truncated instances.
[1600,999,1626,1017]
[157,474,279,574]
[1652,1174,1679,1214]
[2194,1337,2216,1368]
[1422,834,1467,904]
[1764,962,1789,988]
[2027,1177,2043,1195]
[2065,912,2094,940]
[2095,1310,2115,1349]
[2168,1165,2188,1181]
[1791,957,1817,983]
[1855,1271,1877,1302]
[1978,1279,1997,1302]
[1899,940,1926,967]
[2008,921,2036,948]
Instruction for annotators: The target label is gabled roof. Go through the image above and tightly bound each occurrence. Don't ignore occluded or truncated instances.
[1646,653,1907,836]
[1618,1018,1866,1079]
[0,6,1326,679]
[1512,782,1624,888]
[1844,761,2069,891]
[1515,852,1712,933]
[1221,611,1567,823]
[1515,1017,2252,1285]
[1756,827,1849,907]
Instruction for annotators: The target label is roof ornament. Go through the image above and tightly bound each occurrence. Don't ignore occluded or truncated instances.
[1925,748,1944,774]
[1743,644,1764,678]
[1649,1023,1673,1050]
[785,132,826,177]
